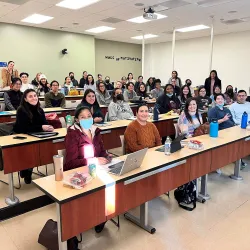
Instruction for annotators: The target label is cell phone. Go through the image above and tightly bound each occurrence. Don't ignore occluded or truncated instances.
[13,136,27,140]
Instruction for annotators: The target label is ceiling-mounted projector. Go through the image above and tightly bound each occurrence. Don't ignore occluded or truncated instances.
[143,7,157,20]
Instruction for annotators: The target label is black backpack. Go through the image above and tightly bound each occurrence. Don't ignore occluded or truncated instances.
[174,180,196,211]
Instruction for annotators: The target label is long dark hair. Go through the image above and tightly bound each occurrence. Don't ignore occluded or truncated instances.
[172,70,179,79]
[184,97,201,124]
[81,89,99,108]
[127,72,133,80]
[39,79,50,93]
[213,85,221,95]
[19,89,41,121]
[164,84,174,94]
[137,83,147,95]
[97,81,106,95]
[209,70,219,79]
[86,74,94,85]
[180,85,192,102]
[225,85,234,99]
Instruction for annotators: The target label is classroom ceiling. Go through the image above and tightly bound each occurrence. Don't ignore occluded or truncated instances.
[1,0,250,44]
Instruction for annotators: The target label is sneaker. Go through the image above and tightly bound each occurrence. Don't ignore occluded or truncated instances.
[95,222,106,233]
[24,172,32,184]
[216,169,222,174]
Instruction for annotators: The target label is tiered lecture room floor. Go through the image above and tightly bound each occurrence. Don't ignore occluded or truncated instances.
[1,157,250,250]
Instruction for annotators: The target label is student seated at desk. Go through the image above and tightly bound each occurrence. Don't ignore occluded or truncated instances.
[179,84,192,111]
[64,106,110,233]
[13,89,54,184]
[134,75,144,93]
[178,98,202,137]
[224,85,237,105]
[196,86,212,110]
[146,77,155,91]
[4,77,23,111]
[77,89,104,123]
[208,94,235,130]
[124,104,161,153]
[96,81,112,106]
[44,80,66,108]
[115,81,124,93]
[83,74,96,92]
[108,88,134,121]
[151,79,163,99]
[123,82,137,102]
[38,74,50,96]
[136,83,150,99]
[156,84,181,114]
[20,72,33,92]
[210,85,221,103]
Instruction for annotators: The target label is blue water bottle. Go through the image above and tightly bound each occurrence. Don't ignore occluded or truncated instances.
[153,104,159,121]
[241,111,248,129]
[210,119,219,138]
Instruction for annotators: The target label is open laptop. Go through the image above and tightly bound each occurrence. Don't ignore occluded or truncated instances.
[108,148,148,176]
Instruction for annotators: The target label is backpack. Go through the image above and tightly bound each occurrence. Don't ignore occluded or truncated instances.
[38,219,82,250]
[174,180,196,211]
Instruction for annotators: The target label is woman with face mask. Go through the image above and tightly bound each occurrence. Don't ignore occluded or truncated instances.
[108,88,134,121]
[224,85,237,105]
[185,79,195,96]
[104,76,114,91]
[156,84,181,114]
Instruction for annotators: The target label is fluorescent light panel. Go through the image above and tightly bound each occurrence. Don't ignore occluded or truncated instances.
[21,14,53,24]
[56,0,100,10]
[131,34,158,40]
[127,13,167,23]
[85,26,115,33]
[176,25,210,32]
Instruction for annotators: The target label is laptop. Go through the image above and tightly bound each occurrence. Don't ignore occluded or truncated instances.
[28,132,59,138]
[108,148,148,176]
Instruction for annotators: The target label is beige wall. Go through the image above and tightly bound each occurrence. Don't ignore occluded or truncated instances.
[95,39,142,82]
[145,30,250,93]
[0,23,95,86]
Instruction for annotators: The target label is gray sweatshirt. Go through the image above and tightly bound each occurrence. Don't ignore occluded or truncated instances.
[123,90,137,102]
[108,101,134,121]
[96,91,112,106]
[151,88,164,99]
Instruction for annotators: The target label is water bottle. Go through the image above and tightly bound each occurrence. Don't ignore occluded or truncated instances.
[241,111,248,129]
[65,115,73,128]
[153,104,159,121]
[164,136,172,155]
[60,87,65,95]
[209,119,219,138]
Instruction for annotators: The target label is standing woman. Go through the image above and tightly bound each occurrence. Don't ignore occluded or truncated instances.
[224,85,237,105]
[167,71,182,87]
[77,89,104,123]
[38,74,50,96]
[179,85,192,111]
[1,61,19,88]
[178,98,202,138]
[13,89,54,184]
[96,82,112,106]
[84,74,96,92]
[126,73,136,84]
[204,70,221,96]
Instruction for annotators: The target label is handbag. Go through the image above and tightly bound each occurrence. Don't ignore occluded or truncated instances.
[38,219,82,250]
[193,122,210,137]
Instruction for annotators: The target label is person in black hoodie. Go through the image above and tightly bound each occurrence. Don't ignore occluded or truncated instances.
[104,76,114,91]
[196,85,212,110]
[204,70,222,96]
[79,71,88,88]
[69,72,78,87]
[156,84,181,114]
[77,89,104,123]
[13,89,54,184]
[136,83,150,99]
[4,77,23,110]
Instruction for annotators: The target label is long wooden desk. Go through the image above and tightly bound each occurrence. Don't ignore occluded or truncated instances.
[33,126,250,250]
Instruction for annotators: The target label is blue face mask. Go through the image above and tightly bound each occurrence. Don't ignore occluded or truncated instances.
[166,93,173,98]
[216,104,224,109]
[79,118,93,130]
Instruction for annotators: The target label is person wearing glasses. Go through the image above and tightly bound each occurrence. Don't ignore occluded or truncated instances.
[96,81,112,106]
[45,80,66,108]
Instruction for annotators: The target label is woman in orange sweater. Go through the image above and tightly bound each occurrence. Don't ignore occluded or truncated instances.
[124,104,162,153]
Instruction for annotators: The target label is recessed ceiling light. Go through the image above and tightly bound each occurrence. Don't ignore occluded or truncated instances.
[56,0,100,10]
[21,14,54,24]
[131,34,159,40]
[176,25,210,32]
[127,13,167,23]
[85,26,116,33]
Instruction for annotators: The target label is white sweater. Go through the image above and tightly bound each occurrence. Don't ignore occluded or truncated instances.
[229,102,250,125]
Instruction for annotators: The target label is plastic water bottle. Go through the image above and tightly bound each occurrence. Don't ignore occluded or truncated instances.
[153,104,159,121]
[165,136,172,155]
[65,115,73,128]
[209,119,219,138]
[241,111,248,129]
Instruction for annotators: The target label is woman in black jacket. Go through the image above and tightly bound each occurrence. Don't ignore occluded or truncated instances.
[79,71,88,88]
[13,89,54,184]
[77,89,104,123]
[136,83,150,99]
[204,70,222,96]
[156,84,181,114]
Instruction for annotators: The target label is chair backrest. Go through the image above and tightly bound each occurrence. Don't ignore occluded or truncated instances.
[59,117,66,128]
[40,100,45,108]
[174,123,179,139]
[120,135,126,155]
[104,112,109,122]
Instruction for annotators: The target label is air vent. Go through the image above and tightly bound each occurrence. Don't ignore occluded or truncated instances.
[1,0,29,4]
[221,19,244,25]
[155,0,190,10]
[101,17,124,24]
[197,0,239,7]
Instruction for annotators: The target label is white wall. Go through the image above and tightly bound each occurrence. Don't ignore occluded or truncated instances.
[145,30,250,92]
